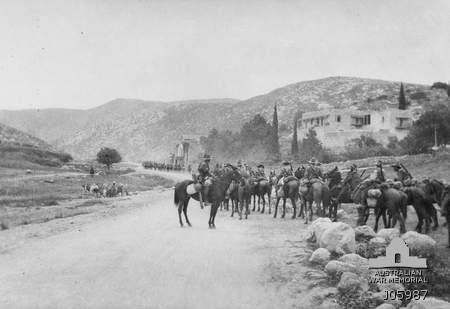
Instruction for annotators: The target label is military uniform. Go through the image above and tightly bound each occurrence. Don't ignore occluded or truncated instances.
[392,163,411,185]
[305,158,323,181]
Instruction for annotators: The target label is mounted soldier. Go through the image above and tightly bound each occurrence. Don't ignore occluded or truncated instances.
[370,160,385,183]
[197,154,212,206]
[392,162,412,186]
[305,157,323,181]
[255,164,266,179]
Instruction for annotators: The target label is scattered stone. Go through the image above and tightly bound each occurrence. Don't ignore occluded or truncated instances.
[25,169,32,174]
[310,286,338,304]
[306,217,333,242]
[336,209,346,219]
[337,272,369,293]
[355,241,369,258]
[319,299,342,309]
[406,297,450,309]
[367,237,387,258]
[309,248,331,266]
[338,253,369,275]
[401,231,437,258]
[355,225,377,241]
[377,228,400,243]
[319,222,355,255]
[325,260,357,278]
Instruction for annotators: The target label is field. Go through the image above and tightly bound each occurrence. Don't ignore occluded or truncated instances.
[0,163,174,230]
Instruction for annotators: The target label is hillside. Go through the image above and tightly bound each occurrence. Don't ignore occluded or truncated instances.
[0,77,448,161]
[0,122,52,150]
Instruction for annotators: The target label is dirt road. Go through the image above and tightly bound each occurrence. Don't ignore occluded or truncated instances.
[0,174,310,309]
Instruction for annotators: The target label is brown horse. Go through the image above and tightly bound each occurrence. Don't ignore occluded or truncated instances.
[299,179,331,224]
[253,178,272,214]
[173,169,240,228]
[273,177,299,219]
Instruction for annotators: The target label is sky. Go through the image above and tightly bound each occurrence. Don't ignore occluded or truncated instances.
[0,0,449,110]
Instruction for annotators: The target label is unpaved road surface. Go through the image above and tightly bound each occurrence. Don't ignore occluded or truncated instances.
[0,171,313,309]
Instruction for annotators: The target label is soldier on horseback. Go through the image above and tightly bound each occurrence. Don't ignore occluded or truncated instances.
[305,157,323,181]
[197,154,212,205]
[255,164,266,178]
[392,162,412,186]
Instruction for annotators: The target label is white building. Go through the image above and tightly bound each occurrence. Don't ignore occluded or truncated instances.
[297,106,420,150]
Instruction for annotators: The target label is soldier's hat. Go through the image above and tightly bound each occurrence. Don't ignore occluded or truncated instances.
[257,164,264,169]
[237,160,242,167]
[376,160,383,167]
[391,162,401,169]
[203,154,211,160]
[350,163,357,170]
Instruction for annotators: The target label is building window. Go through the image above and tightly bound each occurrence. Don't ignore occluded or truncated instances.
[336,115,341,122]
[395,253,401,264]
[363,115,371,125]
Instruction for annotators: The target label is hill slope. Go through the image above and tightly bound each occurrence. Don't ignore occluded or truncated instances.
[0,77,448,161]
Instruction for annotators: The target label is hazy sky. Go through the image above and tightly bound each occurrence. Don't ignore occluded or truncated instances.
[0,0,449,110]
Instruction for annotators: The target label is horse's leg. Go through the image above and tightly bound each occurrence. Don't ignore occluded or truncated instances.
[382,209,388,228]
[281,198,286,219]
[231,199,235,217]
[268,192,271,215]
[447,215,450,248]
[239,199,243,220]
[209,203,214,228]
[396,211,406,234]
[431,206,439,230]
[273,197,280,218]
[261,194,266,214]
[178,202,184,227]
[291,196,297,219]
[212,203,218,228]
[374,207,383,232]
[183,200,191,227]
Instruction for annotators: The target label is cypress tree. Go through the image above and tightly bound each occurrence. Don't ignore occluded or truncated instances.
[291,115,299,159]
[271,104,280,159]
[398,83,407,110]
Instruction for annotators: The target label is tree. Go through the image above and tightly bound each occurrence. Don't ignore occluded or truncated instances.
[291,116,299,159]
[400,105,450,154]
[398,83,408,110]
[96,147,122,170]
[300,128,322,161]
[271,104,280,159]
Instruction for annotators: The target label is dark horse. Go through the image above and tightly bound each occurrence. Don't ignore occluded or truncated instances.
[323,166,342,221]
[440,186,450,247]
[173,168,240,228]
[251,177,272,214]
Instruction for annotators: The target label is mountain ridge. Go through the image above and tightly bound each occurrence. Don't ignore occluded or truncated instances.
[0,76,447,161]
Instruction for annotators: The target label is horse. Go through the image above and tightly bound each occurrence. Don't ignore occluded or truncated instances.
[403,186,438,233]
[299,178,331,224]
[366,185,407,233]
[254,178,272,214]
[439,186,450,247]
[173,169,240,228]
[294,166,305,179]
[226,180,239,217]
[238,177,252,220]
[273,176,299,219]
[323,167,342,221]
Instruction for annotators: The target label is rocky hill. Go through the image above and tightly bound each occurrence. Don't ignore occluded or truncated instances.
[0,122,53,150]
[0,77,448,161]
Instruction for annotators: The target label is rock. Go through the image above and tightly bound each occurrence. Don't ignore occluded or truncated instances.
[338,272,369,293]
[371,290,402,308]
[355,241,368,258]
[401,231,437,258]
[336,209,346,219]
[406,297,450,309]
[319,299,341,309]
[319,222,356,255]
[306,217,333,242]
[368,237,387,258]
[355,225,377,241]
[25,169,32,174]
[375,304,396,309]
[309,248,331,266]
[377,228,400,243]
[338,253,369,275]
[325,260,357,278]
[310,286,338,304]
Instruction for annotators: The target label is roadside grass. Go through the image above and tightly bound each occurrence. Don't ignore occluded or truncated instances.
[0,165,175,229]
